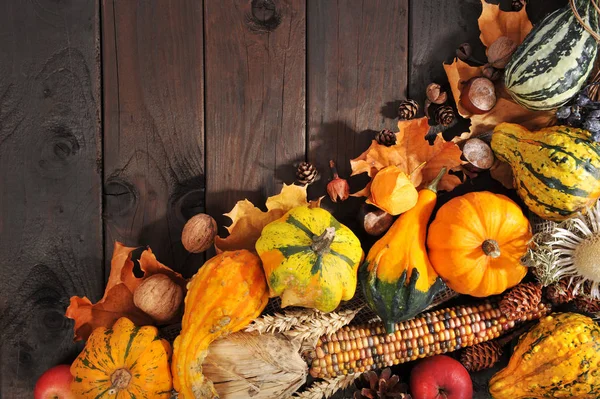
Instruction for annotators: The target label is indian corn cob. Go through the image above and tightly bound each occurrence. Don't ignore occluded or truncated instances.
[308,300,550,379]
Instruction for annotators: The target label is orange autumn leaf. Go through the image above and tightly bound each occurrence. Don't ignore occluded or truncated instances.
[65,242,186,341]
[215,183,314,253]
[478,0,532,48]
[350,117,464,197]
[444,0,556,141]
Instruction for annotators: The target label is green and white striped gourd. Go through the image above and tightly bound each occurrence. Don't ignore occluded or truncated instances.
[505,0,599,111]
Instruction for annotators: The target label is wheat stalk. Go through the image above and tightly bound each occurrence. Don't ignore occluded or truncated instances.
[284,308,362,346]
[291,373,360,399]
[246,307,362,346]
[246,308,320,334]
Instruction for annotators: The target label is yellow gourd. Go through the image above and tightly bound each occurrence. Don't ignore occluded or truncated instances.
[489,312,600,398]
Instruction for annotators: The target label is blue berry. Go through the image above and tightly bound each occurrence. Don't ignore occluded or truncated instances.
[556,106,571,119]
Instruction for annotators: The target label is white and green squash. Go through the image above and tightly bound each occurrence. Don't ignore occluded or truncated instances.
[505,0,599,111]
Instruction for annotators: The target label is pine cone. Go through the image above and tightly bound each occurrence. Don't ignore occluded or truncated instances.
[512,0,525,11]
[460,341,502,372]
[296,162,317,185]
[500,282,542,320]
[398,99,419,120]
[435,105,455,126]
[574,296,600,313]
[354,368,411,399]
[376,129,397,147]
[546,278,576,305]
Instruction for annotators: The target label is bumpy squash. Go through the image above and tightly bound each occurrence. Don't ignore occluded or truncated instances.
[427,192,531,297]
[171,250,269,399]
[71,317,172,398]
[489,312,600,399]
[492,123,600,221]
[361,169,446,333]
[505,0,598,110]
[256,206,363,312]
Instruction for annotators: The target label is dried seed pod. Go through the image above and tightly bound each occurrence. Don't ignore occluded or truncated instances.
[133,274,184,323]
[375,129,397,147]
[435,105,456,126]
[358,204,394,236]
[426,83,448,105]
[181,213,217,253]
[398,99,419,120]
[460,77,497,114]
[487,36,517,69]
[456,43,473,61]
[296,162,318,185]
[512,0,525,11]
[327,160,350,202]
[462,138,495,170]
[483,65,501,81]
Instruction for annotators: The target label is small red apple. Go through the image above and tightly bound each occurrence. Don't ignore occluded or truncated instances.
[34,364,75,399]
[410,355,473,399]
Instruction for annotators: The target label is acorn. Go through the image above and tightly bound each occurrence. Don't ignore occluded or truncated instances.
[460,77,497,114]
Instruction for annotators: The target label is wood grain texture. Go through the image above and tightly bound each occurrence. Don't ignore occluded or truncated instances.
[307,0,409,229]
[0,0,102,395]
[102,0,205,278]
[204,0,306,232]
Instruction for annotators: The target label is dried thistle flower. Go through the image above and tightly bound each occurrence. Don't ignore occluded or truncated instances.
[527,200,600,299]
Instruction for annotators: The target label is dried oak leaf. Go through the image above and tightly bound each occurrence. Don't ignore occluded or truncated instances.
[444,0,556,142]
[350,117,464,198]
[65,242,186,341]
[215,183,316,253]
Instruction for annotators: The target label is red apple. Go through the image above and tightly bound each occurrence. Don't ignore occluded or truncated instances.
[410,355,473,399]
[34,364,75,399]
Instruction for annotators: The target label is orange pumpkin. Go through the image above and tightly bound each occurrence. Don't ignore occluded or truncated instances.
[427,191,531,297]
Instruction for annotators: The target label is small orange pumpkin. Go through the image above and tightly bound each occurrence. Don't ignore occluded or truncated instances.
[427,191,531,297]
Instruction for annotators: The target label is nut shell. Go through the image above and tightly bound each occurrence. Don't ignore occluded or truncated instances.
[181,213,217,253]
[133,274,183,323]
[358,204,394,236]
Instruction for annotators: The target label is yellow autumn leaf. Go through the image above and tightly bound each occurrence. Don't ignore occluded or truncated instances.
[215,183,314,253]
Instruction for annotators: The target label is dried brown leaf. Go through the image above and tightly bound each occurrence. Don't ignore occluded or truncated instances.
[66,242,186,341]
[215,184,316,253]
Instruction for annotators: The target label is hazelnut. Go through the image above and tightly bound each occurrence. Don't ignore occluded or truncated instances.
[426,83,448,105]
[181,213,217,253]
[358,204,394,236]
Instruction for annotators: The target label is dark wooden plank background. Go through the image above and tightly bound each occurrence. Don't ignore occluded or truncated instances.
[0,0,566,397]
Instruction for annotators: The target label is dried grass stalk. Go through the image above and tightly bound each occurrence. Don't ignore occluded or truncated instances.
[291,373,360,399]
[203,332,307,399]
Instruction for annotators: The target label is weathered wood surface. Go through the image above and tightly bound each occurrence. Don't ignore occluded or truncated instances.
[307,0,409,231]
[0,0,565,396]
[0,0,102,396]
[204,0,306,234]
[102,0,205,278]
